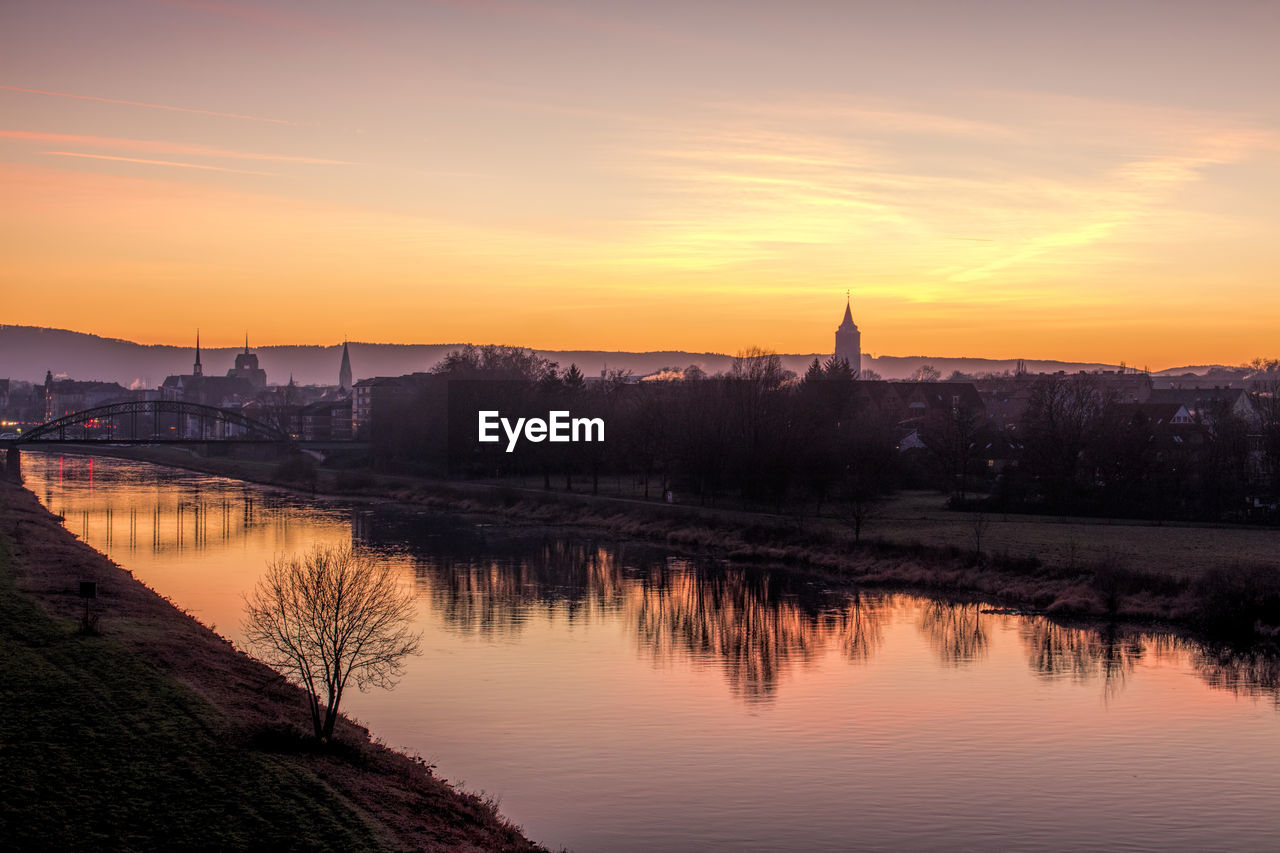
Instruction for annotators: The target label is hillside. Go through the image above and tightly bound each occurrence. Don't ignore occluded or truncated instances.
[0,325,1157,388]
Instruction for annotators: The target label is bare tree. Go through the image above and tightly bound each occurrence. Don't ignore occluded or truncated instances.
[844,490,881,544]
[909,363,941,382]
[243,545,422,741]
[970,512,991,563]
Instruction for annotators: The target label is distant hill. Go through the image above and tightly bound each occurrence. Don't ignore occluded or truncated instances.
[0,325,1195,388]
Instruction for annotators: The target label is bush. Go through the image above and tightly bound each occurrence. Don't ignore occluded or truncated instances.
[1091,558,1183,616]
[273,452,316,485]
[334,469,375,491]
[1192,565,1280,640]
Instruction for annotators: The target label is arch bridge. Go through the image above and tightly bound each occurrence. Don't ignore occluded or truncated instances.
[14,400,291,444]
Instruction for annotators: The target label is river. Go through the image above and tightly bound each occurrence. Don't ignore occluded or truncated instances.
[22,452,1280,852]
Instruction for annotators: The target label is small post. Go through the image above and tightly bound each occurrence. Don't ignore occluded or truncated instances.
[78,580,98,634]
[4,445,19,482]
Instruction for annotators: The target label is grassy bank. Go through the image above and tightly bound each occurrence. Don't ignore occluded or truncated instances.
[0,475,543,852]
[27,445,1280,639]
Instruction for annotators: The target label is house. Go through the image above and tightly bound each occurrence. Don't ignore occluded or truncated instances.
[43,371,135,420]
[887,381,986,429]
[1146,387,1258,428]
[301,399,353,441]
[352,373,437,439]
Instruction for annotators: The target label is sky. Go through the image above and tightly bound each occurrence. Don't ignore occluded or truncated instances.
[2,0,1278,368]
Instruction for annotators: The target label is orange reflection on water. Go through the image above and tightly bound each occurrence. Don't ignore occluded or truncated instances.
[24,452,1280,853]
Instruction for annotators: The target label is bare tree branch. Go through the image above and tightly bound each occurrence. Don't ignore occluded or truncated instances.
[243,545,422,741]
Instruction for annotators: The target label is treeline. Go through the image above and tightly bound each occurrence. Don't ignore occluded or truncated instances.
[367,346,1280,524]
[1002,374,1278,521]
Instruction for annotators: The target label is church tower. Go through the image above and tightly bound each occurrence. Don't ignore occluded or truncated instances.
[338,341,353,392]
[228,333,267,388]
[193,331,203,377]
[834,296,861,377]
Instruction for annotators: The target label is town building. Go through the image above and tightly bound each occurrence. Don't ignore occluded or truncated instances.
[160,333,255,408]
[1146,387,1259,427]
[43,370,135,420]
[302,399,354,441]
[351,373,437,439]
[227,335,268,388]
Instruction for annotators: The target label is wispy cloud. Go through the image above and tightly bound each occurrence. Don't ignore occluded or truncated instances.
[599,92,1278,288]
[41,151,280,176]
[1,129,357,165]
[0,84,296,125]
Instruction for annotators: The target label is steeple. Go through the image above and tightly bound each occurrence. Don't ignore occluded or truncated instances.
[838,291,858,332]
[834,293,861,378]
[338,340,352,392]
[193,330,203,377]
[244,332,250,355]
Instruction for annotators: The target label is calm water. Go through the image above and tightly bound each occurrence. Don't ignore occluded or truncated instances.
[23,452,1280,852]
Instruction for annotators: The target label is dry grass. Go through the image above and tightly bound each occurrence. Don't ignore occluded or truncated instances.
[868,491,1280,580]
[0,476,543,853]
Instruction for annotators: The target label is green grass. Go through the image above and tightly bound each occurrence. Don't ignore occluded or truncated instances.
[0,534,390,853]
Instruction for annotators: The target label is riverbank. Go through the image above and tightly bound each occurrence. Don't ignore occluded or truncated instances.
[0,474,544,852]
[33,444,1280,641]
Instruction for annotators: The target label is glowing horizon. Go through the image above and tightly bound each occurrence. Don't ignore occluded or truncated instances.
[3,1,1277,370]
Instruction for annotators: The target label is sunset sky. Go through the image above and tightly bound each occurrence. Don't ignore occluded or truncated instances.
[3,0,1277,368]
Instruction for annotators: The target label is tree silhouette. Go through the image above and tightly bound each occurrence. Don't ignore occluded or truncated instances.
[243,546,421,741]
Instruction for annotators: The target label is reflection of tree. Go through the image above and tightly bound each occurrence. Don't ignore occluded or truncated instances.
[835,593,886,664]
[1189,645,1280,708]
[427,541,629,638]
[920,601,988,666]
[627,567,825,703]
[1021,620,1144,701]
[404,526,895,702]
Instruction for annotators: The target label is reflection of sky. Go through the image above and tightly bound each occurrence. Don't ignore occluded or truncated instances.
[25,452,1280,853]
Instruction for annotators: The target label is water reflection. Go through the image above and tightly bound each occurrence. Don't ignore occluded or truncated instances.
[39,457,304,558]
[425,542,630,638]
[1190,644,1280,707]
[834,592,886,665]
[628,566,825,702]
[920,600,988,666]
[1020,620,1145,702]
[25,450,1280,711]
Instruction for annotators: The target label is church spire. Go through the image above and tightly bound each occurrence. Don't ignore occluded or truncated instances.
[834,293,861,378]
[838,291,857,331]
[193,330,203,376]
[244,332,250,355]
[338,339,353,392]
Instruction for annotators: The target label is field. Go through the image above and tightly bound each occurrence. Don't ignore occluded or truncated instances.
[867,492,1280,580]
[471,474,1279,580]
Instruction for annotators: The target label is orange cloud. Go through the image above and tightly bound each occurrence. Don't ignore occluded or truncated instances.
[39,151,280,176]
